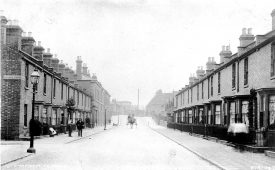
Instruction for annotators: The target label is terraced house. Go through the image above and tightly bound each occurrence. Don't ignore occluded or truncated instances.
[171,9,275,147]
[1,15,99,140]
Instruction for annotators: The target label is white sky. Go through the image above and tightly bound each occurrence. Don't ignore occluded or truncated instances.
[1,0,275,107]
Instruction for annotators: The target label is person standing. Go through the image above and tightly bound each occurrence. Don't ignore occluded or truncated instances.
[76,119,83,137]
[68,119,73,137]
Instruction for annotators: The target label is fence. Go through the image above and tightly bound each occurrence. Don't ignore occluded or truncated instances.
[167,122,255,144]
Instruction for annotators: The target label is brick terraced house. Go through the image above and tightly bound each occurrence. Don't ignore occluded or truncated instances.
[0,15,100,140]
[170,9,275,147]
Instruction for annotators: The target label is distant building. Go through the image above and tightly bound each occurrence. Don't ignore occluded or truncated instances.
[146,90,175,122]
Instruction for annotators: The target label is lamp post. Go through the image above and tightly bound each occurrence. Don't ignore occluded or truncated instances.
[27,69,40,153]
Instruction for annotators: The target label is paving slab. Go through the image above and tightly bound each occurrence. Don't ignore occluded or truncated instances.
[1,125,112,166]
[152,125,275,170]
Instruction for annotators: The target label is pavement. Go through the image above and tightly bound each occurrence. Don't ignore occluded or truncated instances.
[1,125,112,166]
[151,125,275,170]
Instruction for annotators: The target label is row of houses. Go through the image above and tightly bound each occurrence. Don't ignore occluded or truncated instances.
[1,14,111,140]
[164,9,275,147]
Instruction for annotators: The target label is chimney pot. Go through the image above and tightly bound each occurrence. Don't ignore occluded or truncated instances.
[47,48,50,53]
[12,19,18,25]
[247,28,252,34]
[28,32,32,37]
[22,32,26,37]
[222,45,225,51]
[38,41,41,46]
[242,28,247,35]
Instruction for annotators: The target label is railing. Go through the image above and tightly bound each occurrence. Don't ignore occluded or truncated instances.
[167,122,255,144]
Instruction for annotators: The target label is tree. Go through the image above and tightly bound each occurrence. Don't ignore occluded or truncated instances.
[66,97,76,121]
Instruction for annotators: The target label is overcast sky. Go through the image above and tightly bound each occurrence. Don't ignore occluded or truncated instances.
[1,0,275,107]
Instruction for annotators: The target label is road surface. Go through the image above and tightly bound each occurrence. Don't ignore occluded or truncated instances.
[2,117,219,170]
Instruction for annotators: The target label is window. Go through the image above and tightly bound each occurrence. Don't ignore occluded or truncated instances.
[237,62,239,92]
[230,102,236,124]
[191,89,193,103]
[244,58,248,85]
[25,63,29,87]
[61,110,65,125]
[215,105,221,125]
[53,79,56,98]
[82,94,84,106]
[43,73,47,94]
[34,106,39,120]
[77,92,79,105]
[199,108,203,123]
[61,83,64,100]
[52,109,57,125]
[224,103,227,125]
[188,109,192,123]
[24,104,27,126]
[197,85,199,101]
[208,78,210,99]
[232,63,236,89]
[241,101,249,125]
[188,90,189,104]
[42,108,47,123]
[269,95,275,125]
[271,43,275,77]
[208,107,211,124]
[210,76,213,96]
[201,82,204,99]
[68,87,70,99]
[218,72,221,94]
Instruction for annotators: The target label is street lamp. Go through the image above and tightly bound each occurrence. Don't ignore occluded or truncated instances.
[27,69,40,153]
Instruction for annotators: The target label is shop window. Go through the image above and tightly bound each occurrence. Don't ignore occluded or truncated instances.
[230,102,236,124]
[269,95,275,125]
[215,105,221,125]
[24,104,27,127]
[241,101,249,125]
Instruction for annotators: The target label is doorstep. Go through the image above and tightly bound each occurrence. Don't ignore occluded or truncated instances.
[265,150,275,158]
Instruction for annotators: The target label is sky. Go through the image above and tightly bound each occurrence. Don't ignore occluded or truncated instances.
[1,0,275,107]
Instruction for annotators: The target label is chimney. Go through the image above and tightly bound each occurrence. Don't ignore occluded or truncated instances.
[238,28,254,51]
[21,32,35,56]
[58,60,65,75]
[33,41,45,61]
[272,9,275,31]
[219,45,232,63]
[64,64,70,79]
[5,19,23,50]
[76,56,82,80]
[43,48,53,67]
[255,35,266,46]
[1,10,8,45]
[68,67,75,82]
[51,54,59,72]
[206,57,216,71]
[189,74,196,85]
[83,63,88,75]
[196,66,205,79]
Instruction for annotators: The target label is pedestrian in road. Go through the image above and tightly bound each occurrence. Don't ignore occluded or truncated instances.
[76,119,83,137]
[68,119,73,137]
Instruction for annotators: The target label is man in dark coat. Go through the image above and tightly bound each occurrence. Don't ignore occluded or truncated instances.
[76,119,83,137]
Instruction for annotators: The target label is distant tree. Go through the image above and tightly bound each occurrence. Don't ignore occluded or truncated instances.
[66,97,76,121]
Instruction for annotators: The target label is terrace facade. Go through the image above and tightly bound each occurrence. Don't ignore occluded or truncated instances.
[172,9,275,147]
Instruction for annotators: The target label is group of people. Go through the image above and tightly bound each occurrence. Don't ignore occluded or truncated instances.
[67,119,85,137]
[127,114,137,129]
